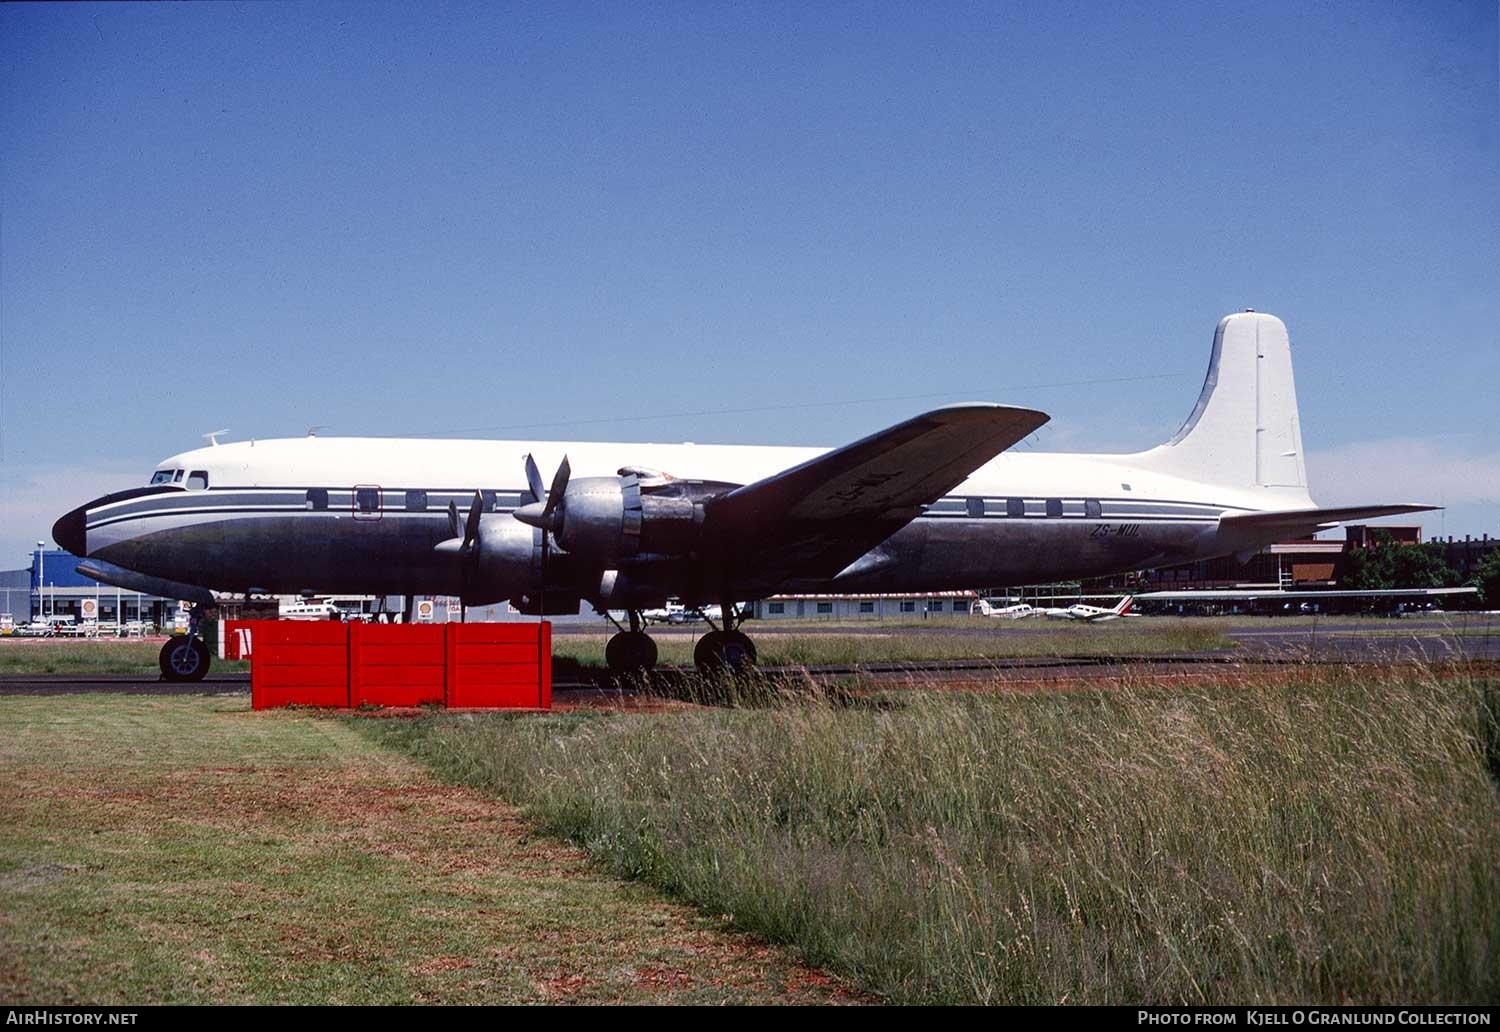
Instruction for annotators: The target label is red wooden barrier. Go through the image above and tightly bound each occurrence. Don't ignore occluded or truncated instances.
[349,622,445,707]
[445,622,551,709]
[250,620,350,710]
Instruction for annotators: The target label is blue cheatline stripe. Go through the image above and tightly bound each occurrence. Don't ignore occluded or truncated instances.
[87,486,1249,532]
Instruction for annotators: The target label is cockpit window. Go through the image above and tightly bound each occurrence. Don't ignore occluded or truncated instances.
[186,470,209,491]
[173,470,185,483]
[150,470,175,485]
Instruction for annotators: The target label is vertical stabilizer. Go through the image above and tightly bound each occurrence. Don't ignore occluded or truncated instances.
[1132,312,1308,493]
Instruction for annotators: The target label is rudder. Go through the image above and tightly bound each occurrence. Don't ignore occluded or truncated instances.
[1132,312,1308,492]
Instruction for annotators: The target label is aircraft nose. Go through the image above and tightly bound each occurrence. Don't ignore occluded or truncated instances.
[52,503,87,556]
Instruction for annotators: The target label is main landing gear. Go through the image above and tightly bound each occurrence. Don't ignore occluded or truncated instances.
[601,603,758,677]
[692,601,757,675]
[603,609,659,678]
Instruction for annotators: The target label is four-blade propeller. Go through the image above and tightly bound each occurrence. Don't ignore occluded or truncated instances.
[515,454,570,533]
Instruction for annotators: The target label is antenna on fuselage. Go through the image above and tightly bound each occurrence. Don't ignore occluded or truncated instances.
[203,429,230,447]
[306,425,329,438]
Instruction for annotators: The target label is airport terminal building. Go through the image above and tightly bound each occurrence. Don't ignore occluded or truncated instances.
[1,549,180,629]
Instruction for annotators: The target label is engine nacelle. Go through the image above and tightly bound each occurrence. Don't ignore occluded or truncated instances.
[553,475,703,563]
[460,512,577,610]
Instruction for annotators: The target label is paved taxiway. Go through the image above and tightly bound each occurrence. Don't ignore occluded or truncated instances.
[3,616,1494,697]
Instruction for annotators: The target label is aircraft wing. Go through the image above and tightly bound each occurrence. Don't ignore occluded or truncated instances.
[703,404,1048,591]
[1218,503,1438,537]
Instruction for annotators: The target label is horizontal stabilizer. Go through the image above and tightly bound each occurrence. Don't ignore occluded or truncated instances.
[1219,503,1438,536]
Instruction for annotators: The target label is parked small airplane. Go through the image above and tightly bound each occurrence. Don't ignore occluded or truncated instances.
[1041,596,1135,622]
[970,599,1036,619]
[54,312,1435,681]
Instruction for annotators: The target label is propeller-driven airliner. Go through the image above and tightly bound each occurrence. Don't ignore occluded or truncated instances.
[53,312,1434,680]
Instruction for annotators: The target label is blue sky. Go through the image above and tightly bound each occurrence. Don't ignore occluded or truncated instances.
[2,1,1496,564]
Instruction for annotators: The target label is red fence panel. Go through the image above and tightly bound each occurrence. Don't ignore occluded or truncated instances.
[250,620,350,710]
[445,622,551,709]
[349,622,445,707]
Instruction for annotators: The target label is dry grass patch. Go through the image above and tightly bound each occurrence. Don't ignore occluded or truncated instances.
[0,694,860,1005]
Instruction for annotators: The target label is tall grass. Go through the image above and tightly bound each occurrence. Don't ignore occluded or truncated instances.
[367,666,1500,1004]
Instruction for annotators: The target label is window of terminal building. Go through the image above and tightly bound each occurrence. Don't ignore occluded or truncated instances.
[966,497,985,518]
[900,600,916,612]
[1007,497,1025,518]
[1085,498,1102,519]
[929,599,944,612]
[817,601,833,614]
[405,490,428,512]
[186,470,209,491]
[306,488,328,511]
[859,601,875,613]
[768,601,785,615]
[1045,498,1063,518]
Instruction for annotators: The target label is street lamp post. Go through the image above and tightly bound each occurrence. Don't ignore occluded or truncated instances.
[37,542,45,620]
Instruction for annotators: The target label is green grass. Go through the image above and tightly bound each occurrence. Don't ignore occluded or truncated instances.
[365,665,1500,1005]
[0,695,858,1004]
[0,640,249,676]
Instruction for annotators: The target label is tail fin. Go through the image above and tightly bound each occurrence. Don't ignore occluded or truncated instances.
[1132,312,1308,494]
[1114,596,1133,616]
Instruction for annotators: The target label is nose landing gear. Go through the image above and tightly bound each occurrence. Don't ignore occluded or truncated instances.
[159,634,210,682]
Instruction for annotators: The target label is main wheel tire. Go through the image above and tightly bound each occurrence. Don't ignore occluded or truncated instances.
[159,635,211,682]
[605,630,658,676]
[693,629,758,674]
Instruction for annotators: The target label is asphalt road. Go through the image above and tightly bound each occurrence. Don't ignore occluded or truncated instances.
[2,616,1494,697]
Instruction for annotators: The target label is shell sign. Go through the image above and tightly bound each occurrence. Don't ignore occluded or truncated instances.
[81,598,98,621]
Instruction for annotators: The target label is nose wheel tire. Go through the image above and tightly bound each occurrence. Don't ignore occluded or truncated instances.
[693,629,758,674]
[605,630,658,677]
[159,635,211,682]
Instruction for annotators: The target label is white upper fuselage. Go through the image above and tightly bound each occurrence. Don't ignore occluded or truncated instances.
[149,434,1311,516]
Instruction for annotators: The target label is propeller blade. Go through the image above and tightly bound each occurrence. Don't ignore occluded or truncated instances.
[447,499,460,539]
[542,455,571,520]
[524,453,546,506]
[463,491,483,549]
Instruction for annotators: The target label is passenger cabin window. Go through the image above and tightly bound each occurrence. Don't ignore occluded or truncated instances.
[1007,497,1026,518]
[1045,498,1063,518]
[306,489,329,511]
[405,490,428,512]
[355,487,381,513]
[966,497,985,518]
[481,489,498,512]
[1085,498,1102,519]
[186,470,209,491]
[150,470,175,486]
